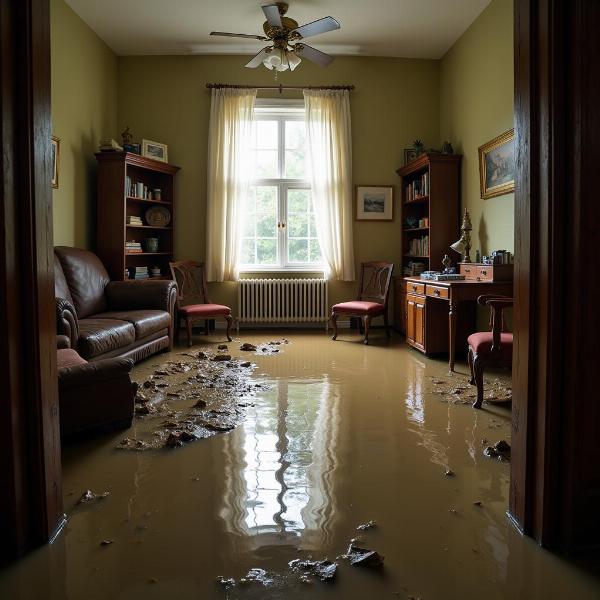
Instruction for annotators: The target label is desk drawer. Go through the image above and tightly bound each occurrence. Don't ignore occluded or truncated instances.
[476,265,493,281]
[459,263,477,279]
[406,281,425,295]
[426,284,449,299]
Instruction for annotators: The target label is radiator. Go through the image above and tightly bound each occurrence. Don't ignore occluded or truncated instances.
[238,278,329,330]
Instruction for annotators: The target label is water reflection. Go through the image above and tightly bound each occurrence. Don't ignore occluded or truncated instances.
[219,377,340,549]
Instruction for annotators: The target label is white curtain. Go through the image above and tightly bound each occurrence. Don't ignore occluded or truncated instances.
[304,89,355,281]
[206,88,257,281]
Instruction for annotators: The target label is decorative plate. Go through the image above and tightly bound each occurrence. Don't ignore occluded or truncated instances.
[145,206,171,227]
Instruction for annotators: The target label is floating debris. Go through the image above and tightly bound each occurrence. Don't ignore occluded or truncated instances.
[444,468,455,477]
[78,489,110,504]
[342,541,385,568]
[239,568,274,586]
[484,439,511,461]
[356,520,377,531]
[211,354,231,362]
[473,501,482,507]
[240,343,257,351]
[216,576,236,589]
[288,559,338,582]
[100,539,114,546]
[217,344,228,350]
[197,351,208,359]
[117,437,150,450]
[429,373,511,405]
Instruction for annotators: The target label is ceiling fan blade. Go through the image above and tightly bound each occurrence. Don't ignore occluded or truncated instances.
[245,47,271,68]
[262,4,283,28]
[210,31,268,40]
[294,43,334,67]
[292,16,340,39]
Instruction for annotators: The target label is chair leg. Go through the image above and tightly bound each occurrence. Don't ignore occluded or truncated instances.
[472,353,484,409]
[225,315,233,342]
[204,319,210,336]
[186,317,193,347]
[175,315,181,343]
[384,312,391,338]
[358,317,364,335]
[468,347,475,385]
[363,315,371,345]
[331,312,338,340]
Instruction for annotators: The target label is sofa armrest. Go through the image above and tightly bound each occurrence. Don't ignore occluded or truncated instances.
[56,297,79,350]
[105,280,177,313]
[56,335,71,349]
[58,356,134,390]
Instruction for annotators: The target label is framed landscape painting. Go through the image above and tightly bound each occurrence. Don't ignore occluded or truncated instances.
[478,128,515,199]
[142,139,168,163]
[356,186,394,221]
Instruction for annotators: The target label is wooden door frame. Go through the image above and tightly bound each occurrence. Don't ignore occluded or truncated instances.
[511,0,600,552]
[0,0,64,561]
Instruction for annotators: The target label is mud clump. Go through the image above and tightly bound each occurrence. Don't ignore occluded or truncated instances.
[211,354,231,362]
[217,344,228,350]
[78,489,110,504]
[483,439,511,461]
[342,541,385,568]
[240,343,257,351]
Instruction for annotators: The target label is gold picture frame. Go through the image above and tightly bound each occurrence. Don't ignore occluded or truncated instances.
[51,135,60,189]
[355,185,394,221]
[141,139,168,163]
[478,128,515,199]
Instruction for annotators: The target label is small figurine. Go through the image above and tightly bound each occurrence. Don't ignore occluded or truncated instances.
[121,126,132,145]
[441,141,454,154]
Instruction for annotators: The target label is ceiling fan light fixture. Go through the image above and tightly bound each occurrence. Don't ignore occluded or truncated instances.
[263,46,289,71]
[287,49,301,71]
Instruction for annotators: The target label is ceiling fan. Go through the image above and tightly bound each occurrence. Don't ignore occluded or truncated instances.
[210,2,340,72]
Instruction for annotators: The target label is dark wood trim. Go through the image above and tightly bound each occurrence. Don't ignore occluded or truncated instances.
[0,0,64,561]
[95,151,180,175]
[511,0,600,552]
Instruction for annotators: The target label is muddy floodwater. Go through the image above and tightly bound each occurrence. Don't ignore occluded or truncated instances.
[1,332,600,599]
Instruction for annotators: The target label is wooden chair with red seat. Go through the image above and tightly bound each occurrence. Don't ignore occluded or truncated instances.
[169,260,233,346]
[467,294,514,409]
[330,261,394,345]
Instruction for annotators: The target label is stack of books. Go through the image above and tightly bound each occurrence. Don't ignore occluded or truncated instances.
[126,216,143,226]
[125,241,142,254]
[407,235,429,257]
[130,267,149,280]
[405,172,430,202]
[99,138,123,152]
[404,261,426,276]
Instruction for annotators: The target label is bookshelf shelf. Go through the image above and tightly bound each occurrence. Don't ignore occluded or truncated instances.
[403,226,430,233]
[96,152,180,280]
[404,195,429,205]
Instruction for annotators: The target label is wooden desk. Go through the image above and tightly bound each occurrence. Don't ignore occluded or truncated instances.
[404,276,513,371]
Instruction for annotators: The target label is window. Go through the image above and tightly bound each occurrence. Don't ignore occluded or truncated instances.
[239,101,322,271]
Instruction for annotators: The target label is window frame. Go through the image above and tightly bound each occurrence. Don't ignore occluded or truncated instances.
[238,100,323,274]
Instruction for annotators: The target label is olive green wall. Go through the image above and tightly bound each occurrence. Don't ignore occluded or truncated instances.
[117,56,440,307]
[440,0,514,256]
[51,0,117,248]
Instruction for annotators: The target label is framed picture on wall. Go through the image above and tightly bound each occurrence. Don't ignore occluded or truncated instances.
[355,185,394,221]
[51,135,60,189]
[142,139,168,163]
[403,148,417,164]
[478,128,515,199]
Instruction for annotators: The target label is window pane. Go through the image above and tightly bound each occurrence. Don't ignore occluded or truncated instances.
[288,239,309,263]
[255,149,278,179]
[285,149,306,179]
[309,214,318,237]
[242,214,256,238]
[241,239,256,264]
[288,211,308,237]
[256,186,277,213]
[285,121,305,149]
[256,214,277,237]
[288,188,309,213]
[255,120,278,149]
[309,239,322,263]
[257,239,277,264]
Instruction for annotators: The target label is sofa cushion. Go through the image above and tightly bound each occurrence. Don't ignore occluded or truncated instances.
[54,247,110,318]
[78,318,135,359]
[467,332,513,360]
[179,303,231,316]
[54,254,75,307]
[90,310,171,339]
[332,301,385,315]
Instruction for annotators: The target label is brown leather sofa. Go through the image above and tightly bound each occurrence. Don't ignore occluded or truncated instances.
[54,246,177,362]
[57,335,136,436]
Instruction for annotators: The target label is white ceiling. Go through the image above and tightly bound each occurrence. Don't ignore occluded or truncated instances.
[65,0,491,59]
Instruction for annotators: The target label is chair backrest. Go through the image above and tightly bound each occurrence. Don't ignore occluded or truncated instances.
[169,261,210,307]
[477,294,514,351]
[54,246,110,318]
[357,261,394,306]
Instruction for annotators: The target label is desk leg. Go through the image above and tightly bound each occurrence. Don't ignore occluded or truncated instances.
[449,300,458,372]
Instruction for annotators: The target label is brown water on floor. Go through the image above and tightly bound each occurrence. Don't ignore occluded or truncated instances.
[1,332,599,599]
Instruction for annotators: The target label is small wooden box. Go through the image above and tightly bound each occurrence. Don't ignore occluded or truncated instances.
[459,262,513,282]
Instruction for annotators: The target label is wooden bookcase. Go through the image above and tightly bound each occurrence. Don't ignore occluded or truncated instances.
[393,152,461,334]
[95,152,180,281]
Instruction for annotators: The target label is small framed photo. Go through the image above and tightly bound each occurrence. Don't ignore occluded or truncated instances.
[356,186,394,221]
[51,136,60,189]
[142,139,168,163]
[403,148,417,164]
[478,128,515,199]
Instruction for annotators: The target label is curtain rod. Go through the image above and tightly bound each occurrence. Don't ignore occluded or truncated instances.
[206,83,354,92]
